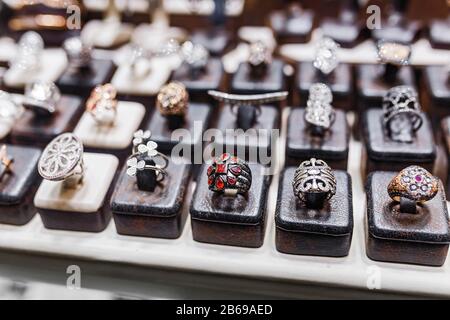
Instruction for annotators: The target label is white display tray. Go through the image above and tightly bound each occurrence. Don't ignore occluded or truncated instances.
[0,109,448,298]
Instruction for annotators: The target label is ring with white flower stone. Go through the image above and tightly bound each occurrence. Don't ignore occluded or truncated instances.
[22,81,60,117]
[38,133,84,189]
[181,41,209,75]
[127,133,169,182]
[86,84,118,126]
[313,37,339,75]
[388,166,439,204]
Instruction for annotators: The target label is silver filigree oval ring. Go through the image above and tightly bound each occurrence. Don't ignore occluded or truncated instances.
[38,133,84,181]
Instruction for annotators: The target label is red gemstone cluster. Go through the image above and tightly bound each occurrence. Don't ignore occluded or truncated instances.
[207,153,242,192]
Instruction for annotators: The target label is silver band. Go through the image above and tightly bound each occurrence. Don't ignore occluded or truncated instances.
[23,81,61,116]
[292,158,337,203]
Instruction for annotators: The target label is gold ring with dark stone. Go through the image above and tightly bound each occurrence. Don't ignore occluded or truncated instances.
[156,82,189,117]
[387,166,439,204]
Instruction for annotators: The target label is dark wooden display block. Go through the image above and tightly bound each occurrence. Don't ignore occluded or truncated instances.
[361,109,436,179]
[440,117,450,199]
[212,105,280,163]
[366,171,450,267]
[268,8,314,44]
[276,169,353,257]
[0,145,41,225]
[190,163,270,248]
[321,15,366,48]
[429,19,450,50]
[56,59,116,96]
[286,108,349,170]
[111,161,191,239]
[422,66,449,125]
[11,95,83,147]
[144,102,212,158]
[231,59,285,97]
[297,62,353,111]
[171,58,224,103]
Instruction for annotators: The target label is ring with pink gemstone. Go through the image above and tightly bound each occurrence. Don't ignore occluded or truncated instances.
[207,153,252,197]
[388,166,439,204]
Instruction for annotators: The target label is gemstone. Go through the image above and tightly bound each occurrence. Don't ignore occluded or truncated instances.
[402,176,411,183]
[220,153,230,162]
[208,176,214,186]
[207,166,214,176]
[410,185,417,191]
[229,166,241,175]
[415,175,422,182]
[228,177,237,185]
[216,177,225,190]
[421,185,429,192]
[216,164,226,174]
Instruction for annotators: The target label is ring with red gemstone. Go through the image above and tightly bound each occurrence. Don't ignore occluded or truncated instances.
[388,166,439,204]
[207,153,252,196]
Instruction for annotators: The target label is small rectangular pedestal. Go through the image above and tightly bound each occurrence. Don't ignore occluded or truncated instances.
[286,108,349,170]
[422,66,450,126]
[269,9,314,44]
[111,161,191,239]
[56,59,116,96]
[190,163,270,248]
[361,109,436,179]
[366,172,450,267]
[34,153,119,232]
[0,145,41,225]
[275,169,353,257]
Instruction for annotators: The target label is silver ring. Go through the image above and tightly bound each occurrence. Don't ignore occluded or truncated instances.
[127,132,168,182]
[0,91,23,121]
[12,31,44,72]
[181,41,209,73]
[23,81,60,116]
[308,83,333,105]
[207,153,252,197]
[63,37,92,70]
[313,37,339,75]
[383,85,423,140]
[377,41,411,66]
[292,158,337,204]
[38,133,84,189]
[248,41,272,77]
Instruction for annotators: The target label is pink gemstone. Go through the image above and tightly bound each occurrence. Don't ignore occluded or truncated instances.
[216,177,225,190]
[415,175,422,182]
[229,166,241,175]
[228,177,237,185]
[220,153,230,162]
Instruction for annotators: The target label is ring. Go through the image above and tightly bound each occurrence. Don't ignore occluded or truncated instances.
[63,37,92,70]
[383,85,423,139]
[304,101,336,132]
[387,166,439,204]
[128,44,151,79]
[313,37,339,75]
[38,133,84,189]
[0,145,13,178]
[127,131,168,182]
[12,31,44,72]
[248,41,271,77]
[181,41,209,73]
[86,84,118,126]
[157,82,189,117]
[292,158,337,204]
[377,41,411,66]
[23,81,60,116]
[0,91,23,121]
[207,153,252,197]
[308,83,333,105]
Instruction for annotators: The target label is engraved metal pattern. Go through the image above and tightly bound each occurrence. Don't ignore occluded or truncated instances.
[382,85,423,134]
[292,158,337,203]
[388,166,439,203]
[207,153,252,196]
[38,133,83,181]
[377,41,411,66]
[313,37,339,75]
